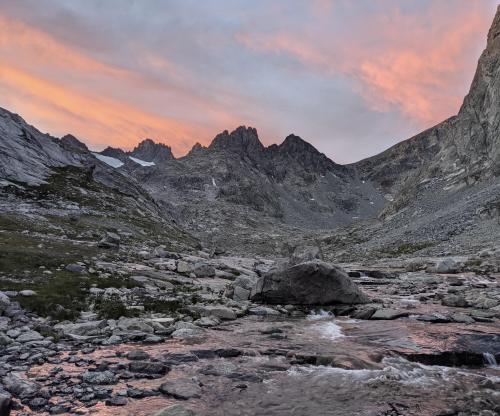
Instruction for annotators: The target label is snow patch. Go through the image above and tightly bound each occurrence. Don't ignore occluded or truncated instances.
[212,177,217,187]
[129,156,155,167]
[92,153,124,168]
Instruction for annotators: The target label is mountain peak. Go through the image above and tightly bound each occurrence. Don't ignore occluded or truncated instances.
[60,134,88,152]
[209,126,264,155]
[130,139,174,164]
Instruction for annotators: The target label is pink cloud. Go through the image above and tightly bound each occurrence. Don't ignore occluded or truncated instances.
[237,3,493,128]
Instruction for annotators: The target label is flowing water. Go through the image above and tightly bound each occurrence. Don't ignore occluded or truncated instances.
[15,313,500,416]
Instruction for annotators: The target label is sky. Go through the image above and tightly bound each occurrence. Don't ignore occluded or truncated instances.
[0,0,497,163]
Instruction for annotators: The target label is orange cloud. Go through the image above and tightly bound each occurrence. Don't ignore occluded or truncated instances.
[0,14,239,153]
[0,62,212,154]
[237,4,492,128]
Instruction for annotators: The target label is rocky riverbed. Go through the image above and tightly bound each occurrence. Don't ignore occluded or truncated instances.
[0,244,499,416]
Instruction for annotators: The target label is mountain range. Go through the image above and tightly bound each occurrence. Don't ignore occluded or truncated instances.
[1,6,500,258]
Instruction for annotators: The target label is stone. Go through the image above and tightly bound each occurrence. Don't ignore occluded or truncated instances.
[29,397,48,411]
[105,396,127,406]
[81,370,116,385]
[248,306,281,316]
[98,232,120,249]
[0,292,11,313]
[126,349,150,361]
[159,379,202,400]
[19,290,36,297]
[432,258,460,274]
[191,305,237,320]
[153,404,196,416]
[65,263,87,274]
[369,308,409,320]
[128,361,169,375]
[16,330,43,342]
[176,261,193,274]
[3,372,39,398]
[117,317,154,333]
[450,313,475,324]
[251,261,368,305]
[192,263,216,277]
[442,295,469,308]
[289,245,322,265]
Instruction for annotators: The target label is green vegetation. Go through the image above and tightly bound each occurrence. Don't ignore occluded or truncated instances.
[93,294,140,320]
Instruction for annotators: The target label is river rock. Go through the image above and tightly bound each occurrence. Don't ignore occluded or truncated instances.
[251,261,369,305]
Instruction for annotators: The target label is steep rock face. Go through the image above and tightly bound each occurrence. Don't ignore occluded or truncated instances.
[0,109,85,185]
[354,6,500,215]
[130,139,174,164]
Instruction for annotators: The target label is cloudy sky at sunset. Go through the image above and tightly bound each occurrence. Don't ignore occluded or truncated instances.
[0,0,497,163]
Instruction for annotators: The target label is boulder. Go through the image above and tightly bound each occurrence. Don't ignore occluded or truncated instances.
[431,258,461,274]
[250,261,368,305]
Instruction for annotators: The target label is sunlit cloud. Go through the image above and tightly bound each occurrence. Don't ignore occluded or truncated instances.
[0,0,497,162]
[236,2,491,128]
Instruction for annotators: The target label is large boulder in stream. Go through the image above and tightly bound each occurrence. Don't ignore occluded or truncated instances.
[250,260,369,305]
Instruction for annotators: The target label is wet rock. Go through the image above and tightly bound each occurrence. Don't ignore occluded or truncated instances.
[251,261,368,305]
[81,370,116,385]
[416,313,451,323]
[351,307,376,320]
[159,379,202,400]
[153,404,196,416]
[370,309,409,320]
[98,232,120,249]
